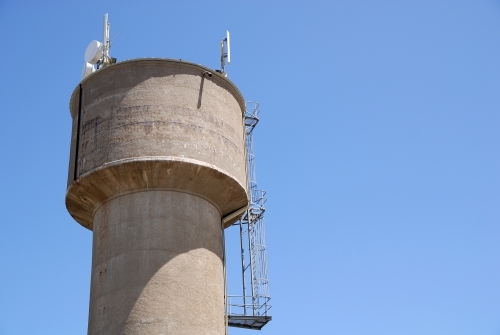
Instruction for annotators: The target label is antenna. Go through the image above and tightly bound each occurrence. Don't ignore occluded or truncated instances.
[226,30,230,64]
[220,30,231,77]
[81,13,117,80]
[84,40,103,64]
[81,62,95,79]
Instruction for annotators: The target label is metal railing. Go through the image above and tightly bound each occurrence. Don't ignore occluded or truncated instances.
[228,295,272,317]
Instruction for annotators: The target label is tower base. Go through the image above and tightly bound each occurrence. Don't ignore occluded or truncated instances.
[88,190,224,335]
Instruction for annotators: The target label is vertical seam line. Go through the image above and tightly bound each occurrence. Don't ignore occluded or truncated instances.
[74,84,83,181]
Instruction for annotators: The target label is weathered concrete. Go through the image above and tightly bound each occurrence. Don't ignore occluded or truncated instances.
[89,191,223,334]
[65,59,248,335]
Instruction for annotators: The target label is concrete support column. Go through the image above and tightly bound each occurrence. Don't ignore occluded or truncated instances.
[88,191,224,335]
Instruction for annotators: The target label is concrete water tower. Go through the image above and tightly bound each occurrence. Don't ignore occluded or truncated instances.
[67,15,271,334]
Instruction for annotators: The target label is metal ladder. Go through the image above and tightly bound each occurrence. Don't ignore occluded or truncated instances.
[227,102,272,330]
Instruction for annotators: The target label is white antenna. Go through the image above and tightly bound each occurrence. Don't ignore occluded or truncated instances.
[84,40,103,64]
[81,62,95,79]
[226,30,230,64]
[220,30,231,77]
[81,40,102,79]
[81,13,116,80]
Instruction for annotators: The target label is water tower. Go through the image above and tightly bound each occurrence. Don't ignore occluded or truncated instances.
[66,15,271,335]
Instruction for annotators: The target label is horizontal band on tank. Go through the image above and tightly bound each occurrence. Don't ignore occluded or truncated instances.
[69,58,246,117]
[66,156,249,230]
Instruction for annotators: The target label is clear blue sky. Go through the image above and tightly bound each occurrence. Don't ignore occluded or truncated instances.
[1,1,499,334]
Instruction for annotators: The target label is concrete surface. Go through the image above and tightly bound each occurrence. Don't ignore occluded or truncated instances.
[89,191,223,334]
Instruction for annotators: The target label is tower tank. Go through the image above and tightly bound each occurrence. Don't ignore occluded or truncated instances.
[66,59,248,335]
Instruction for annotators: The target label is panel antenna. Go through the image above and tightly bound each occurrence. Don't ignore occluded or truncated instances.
[220,30,230,77]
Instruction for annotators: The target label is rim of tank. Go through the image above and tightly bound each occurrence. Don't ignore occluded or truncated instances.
[69,58,246,115]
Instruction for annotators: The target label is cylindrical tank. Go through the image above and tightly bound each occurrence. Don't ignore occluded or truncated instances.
[65,59,248,335]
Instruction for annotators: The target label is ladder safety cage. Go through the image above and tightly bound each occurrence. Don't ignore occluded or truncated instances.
[227,102,272,330]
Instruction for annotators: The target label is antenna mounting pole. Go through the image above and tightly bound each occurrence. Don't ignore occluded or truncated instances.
[100,13,111,67]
